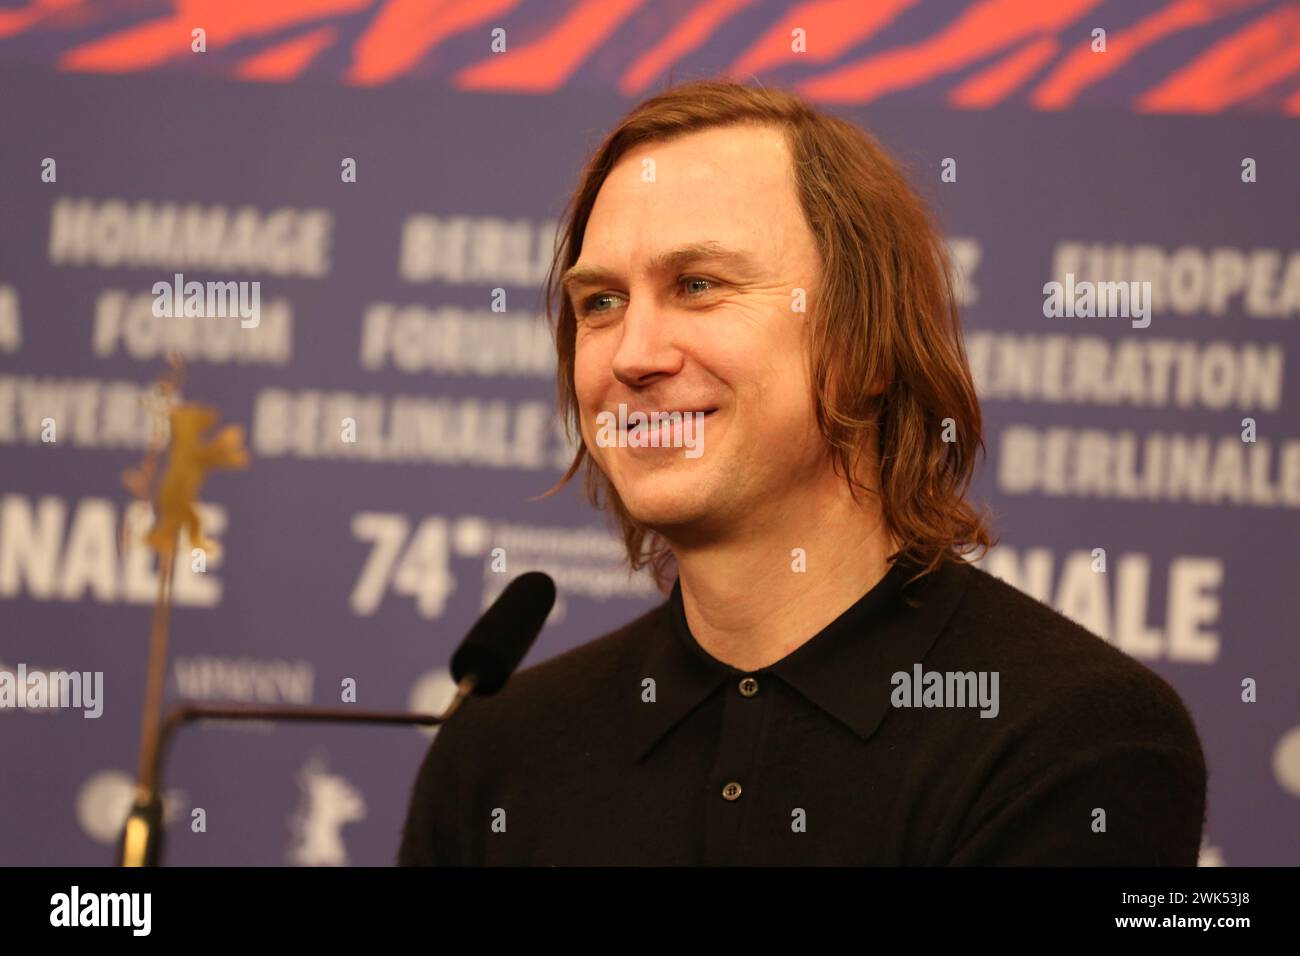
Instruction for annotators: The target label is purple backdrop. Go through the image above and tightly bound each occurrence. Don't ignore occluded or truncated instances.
[1,62,1297,865]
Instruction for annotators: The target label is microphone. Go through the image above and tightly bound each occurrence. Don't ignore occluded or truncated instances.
[118,571,556,866]
[452,571,556,695]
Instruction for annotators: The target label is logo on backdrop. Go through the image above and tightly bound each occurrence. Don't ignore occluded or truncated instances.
[287,757,366,866]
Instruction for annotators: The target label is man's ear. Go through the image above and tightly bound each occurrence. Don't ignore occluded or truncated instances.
[863,375,887,400]
[822,361,887,407]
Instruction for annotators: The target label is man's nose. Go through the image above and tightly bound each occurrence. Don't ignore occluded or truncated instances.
[610,298,684,387]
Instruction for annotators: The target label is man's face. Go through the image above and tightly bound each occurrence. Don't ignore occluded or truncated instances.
[567,123,826,541]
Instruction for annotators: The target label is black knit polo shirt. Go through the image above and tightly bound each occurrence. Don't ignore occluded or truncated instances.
[398,557,1206,865]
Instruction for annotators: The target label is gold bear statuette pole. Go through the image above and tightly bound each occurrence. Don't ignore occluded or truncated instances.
[118,357,249,867]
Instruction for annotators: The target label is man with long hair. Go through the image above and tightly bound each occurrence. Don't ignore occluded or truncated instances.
[399,79,1205,866]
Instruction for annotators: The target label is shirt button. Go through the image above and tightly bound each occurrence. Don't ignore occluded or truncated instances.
[722,781,743,801]
[738,676,759,697]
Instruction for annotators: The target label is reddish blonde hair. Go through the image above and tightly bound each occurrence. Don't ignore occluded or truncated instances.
[542,79,993,592]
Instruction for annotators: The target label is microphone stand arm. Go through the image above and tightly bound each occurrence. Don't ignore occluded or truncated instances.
[118,676,477,867]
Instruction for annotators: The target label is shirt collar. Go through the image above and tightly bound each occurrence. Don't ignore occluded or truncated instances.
[630,556,972,762]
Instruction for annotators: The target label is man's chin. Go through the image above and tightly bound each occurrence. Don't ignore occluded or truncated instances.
[617,486,714,533]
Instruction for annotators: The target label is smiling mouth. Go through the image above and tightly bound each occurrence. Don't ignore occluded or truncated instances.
[624,408,717,431]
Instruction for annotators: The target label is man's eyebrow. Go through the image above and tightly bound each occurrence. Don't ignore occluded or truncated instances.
[561,242,760,295]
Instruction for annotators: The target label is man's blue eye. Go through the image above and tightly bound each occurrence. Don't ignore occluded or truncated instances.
[585,293,619,313]
[581,279,713,316]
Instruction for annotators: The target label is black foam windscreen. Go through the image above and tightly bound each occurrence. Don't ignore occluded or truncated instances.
[450,571,556,696]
